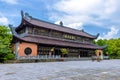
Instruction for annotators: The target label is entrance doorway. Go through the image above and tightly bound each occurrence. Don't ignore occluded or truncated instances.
[80,50,91,57]
[54,48,62,56]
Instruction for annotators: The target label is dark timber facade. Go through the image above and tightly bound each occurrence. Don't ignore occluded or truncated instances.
[10,11,105,59]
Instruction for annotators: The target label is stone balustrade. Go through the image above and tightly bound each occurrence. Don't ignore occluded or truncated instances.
[18,55,61,60]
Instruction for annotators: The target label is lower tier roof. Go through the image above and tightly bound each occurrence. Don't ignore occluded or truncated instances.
[13,34,105,50]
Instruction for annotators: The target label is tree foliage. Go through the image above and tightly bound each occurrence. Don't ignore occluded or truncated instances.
[60,48,68,57]
[95,38,120,59]
[0,25,14,61]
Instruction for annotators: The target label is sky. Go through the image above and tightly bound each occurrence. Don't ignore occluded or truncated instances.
[0,0,120,40]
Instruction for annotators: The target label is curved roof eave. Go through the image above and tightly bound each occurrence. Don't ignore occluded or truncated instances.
[15,11,99,39]
[10,27,103,50]
[28,19,98,39]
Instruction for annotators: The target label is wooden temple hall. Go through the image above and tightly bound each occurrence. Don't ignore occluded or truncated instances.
[10,11,105,59]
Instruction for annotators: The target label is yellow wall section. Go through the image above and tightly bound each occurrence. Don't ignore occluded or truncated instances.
[95,50,103,59]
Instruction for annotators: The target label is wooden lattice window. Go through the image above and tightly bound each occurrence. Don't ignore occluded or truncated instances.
[51,31,62,38]
[27,27,33,34]
[63,34,75,40]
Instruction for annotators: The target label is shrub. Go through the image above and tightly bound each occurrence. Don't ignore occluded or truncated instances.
[5,53,15,60]
[0,58,7,63]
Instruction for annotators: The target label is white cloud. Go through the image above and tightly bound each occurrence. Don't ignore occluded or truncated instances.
[98,27,119,40]
[55,20,83,30]
[0,0,18,4]
[51,0,119,26]
[67,22,83,30]
[104,0,117,14]
[55,21,62,25]
[48,0,120,39]
[0,17,9,25]
[54,0,102,15]
[0,13,9,25]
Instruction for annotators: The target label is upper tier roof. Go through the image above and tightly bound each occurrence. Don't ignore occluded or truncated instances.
[15,11,99,39]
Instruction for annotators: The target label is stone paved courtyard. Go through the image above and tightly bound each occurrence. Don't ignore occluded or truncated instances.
[0,60,120,80]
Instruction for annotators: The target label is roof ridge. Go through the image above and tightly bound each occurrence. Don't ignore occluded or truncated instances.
[31,18,85,33]
[82,30,99,39]
[23,11,84,32]
[16,11,98,39]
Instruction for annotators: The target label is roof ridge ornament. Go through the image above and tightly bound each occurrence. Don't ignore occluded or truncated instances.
[21,10,32,21]
[81,29,84,32]
[25,12,32,21]
[60,21,63,26]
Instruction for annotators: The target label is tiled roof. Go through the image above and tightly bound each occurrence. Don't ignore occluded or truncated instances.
[15,12,99,39]
[17,34,103,49]
[27,18,97,39]
[10,11,105,49]
[10,25,104,50]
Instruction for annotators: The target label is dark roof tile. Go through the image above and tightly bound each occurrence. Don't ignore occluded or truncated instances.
[27,18,96,38]
[16,12,98,39]
[20,35,103,49]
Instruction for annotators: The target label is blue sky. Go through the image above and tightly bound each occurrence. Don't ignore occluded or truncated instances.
[0,0,120,40]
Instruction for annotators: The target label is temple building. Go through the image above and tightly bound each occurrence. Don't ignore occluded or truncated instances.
[10,11,105,59]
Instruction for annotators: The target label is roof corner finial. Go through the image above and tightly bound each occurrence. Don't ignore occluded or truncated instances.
[60,21,63,26]
[8,24,14,34]
[21,10,24,18]
[96,33,100,37]
[24,12,32,21]
[95,33,100,39]
[81,29,84,32]
[25,12,29,17]
[8,24,13,28]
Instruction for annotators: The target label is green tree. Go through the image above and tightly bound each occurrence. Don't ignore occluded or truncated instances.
[96,38,120,59]
[114,38,120,58]
[60,48,68,57]
[95,39,106,46]
[0,25,14,62]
